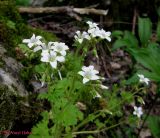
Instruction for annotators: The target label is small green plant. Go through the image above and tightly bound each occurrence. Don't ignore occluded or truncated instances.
[112,17,160,137]
[21,21,149,138]
[147,115,160,138]
[112,17,160,83]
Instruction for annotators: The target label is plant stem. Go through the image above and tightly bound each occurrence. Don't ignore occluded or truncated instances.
[72,121,124,135]
[58,69,62,80]
[72,110,105,132]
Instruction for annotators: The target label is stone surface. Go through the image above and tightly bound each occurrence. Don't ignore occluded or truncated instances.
[0,44,28,97]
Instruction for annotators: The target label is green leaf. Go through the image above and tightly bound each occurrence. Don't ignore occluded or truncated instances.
[112,39,130,51]
[95,119,104,129]
[28,112,50,138]
[18,44,30,52]
[123,31,138,47]
[54,103,83,126]
[129,44,160,82]
[34,63,46,74]
[138,17,152,46]
[112,31,138,51]
[121,91,134,103]
[126,73,138,85]
[147,115,160,138]
[6,20,16,30]
[111,30,123,39]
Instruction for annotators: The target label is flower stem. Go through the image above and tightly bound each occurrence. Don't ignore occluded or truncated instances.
[58,70,62,80]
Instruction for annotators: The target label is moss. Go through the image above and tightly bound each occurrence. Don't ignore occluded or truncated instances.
[0,84,17,132]
[0,0,22,22]
[0,84,43,134]
[0,0,57,57]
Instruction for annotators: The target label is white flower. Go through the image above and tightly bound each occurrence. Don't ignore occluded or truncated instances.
[78,65,100,84]
[86,21,111,41]
[52,42,69,56]
[33,42,54,52]
[100,84,109,90]
[86,21,98,29]
[97,29,111,42]
[74,31,91,44]
[133,106,143,118]
[41,50,65,69]
[88,27,101,38]
[23,34,42,48]
[88,28,111,42]
[137,74,150,85]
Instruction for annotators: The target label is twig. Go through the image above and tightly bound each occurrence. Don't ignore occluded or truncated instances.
[132,7,138,34]
[18,6,108,16]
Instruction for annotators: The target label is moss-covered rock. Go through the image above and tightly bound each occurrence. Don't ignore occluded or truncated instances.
[0,84,17,134]
[0,84,43,138]
[0,0,57,57]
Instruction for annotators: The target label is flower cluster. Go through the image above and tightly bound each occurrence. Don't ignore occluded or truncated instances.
[74,21,111,44]
[23,34,69,69]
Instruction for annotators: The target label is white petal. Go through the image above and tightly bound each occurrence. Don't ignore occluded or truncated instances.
[50,50,57,57]
[41,43,47,50]
[50,61,57,68]
[41,56,49,62]
[28,43,34,48]
[41,52,49,62]
[76,31,80,35]
[56,56,65,62]
[60,51,66,56]
[36,40,43,45]
[31,34,36,39]
[83,78,90,84]
[91,75,99,80]
[100,85,108,90]
[133,111,137,115]
[23,39,30,43]
[36,36,42,40]
[138,74,144,79]
[33,46,42,52]
[106,37,111,42]
[41,50,49,55]
[41,81,45,87]
[63,45,69,50]
[78,71,85,76]
[88,65,94,70]
[82,66,89,72]
[92,70,99,74]
[134,106,137,110]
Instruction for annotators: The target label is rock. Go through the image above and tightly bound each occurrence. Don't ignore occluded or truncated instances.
[0,44,29,137]
[0,44,28,97]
